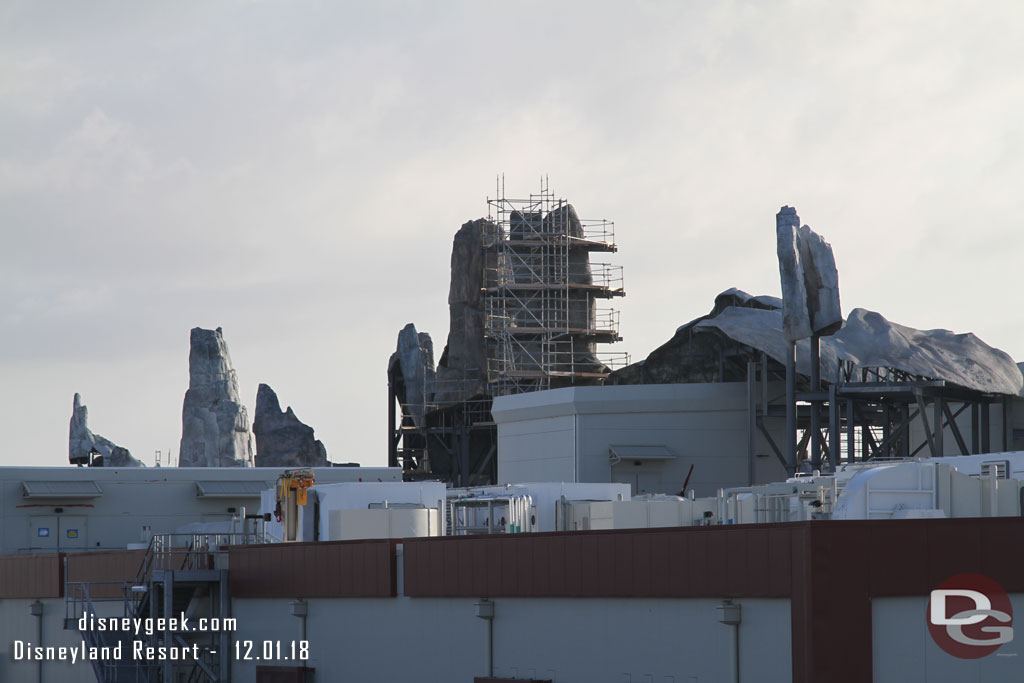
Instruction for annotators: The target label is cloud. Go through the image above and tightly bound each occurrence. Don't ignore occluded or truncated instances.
[2,0,1024,468]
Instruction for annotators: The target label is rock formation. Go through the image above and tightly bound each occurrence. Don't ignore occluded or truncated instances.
[253,384,329,467]
[178,327,253,467]
[608,289,1022,396]
[69,393,144,467]
[431,218,495,405]
[607,289,783,385]
[775,206,842,341]
[387,323,436,427]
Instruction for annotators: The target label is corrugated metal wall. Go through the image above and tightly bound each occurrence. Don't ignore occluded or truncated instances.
[403,524,796,598]
[0,553,62,598]
[229,539,396,598]
[65,549,146,598]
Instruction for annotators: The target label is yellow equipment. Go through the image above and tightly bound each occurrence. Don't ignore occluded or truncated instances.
[275,469,315,542]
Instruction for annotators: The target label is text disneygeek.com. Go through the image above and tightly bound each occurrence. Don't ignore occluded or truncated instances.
[11,612,310,663]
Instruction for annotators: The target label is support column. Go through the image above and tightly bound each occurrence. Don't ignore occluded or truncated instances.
[388,378,398,469]
[786,342,797,475]
[810,333,821,469]
[747,361,757,486]
[971,403,980,454]
[846,398,855,463]
[981,402,991,453]
[828,383,839,470]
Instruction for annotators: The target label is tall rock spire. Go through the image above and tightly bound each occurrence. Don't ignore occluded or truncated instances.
[178,327,253,467]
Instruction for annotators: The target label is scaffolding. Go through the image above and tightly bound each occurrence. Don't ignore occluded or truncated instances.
[484,179,628,395]
[388,180,628,486]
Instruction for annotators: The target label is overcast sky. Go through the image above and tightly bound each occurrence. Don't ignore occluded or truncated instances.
[2,1,1022,469]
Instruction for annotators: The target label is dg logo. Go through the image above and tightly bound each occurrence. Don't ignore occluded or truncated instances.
[927,573,1014,659]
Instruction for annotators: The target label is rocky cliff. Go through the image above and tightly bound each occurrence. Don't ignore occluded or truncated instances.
[178,327,253,467]
[69,393,144,467]
[253,383,329,467]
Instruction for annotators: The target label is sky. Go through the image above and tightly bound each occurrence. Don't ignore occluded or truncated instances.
[2,1,1023,469]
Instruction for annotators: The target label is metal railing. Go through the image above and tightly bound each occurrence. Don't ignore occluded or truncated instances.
[65,580,152,683]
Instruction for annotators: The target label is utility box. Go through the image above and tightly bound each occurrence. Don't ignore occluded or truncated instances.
[326,508,441,541]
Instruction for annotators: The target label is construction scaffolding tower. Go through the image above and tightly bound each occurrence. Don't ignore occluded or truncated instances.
[485,179,628,394]
[388,180,627,486]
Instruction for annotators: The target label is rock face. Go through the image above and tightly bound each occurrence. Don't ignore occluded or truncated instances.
[608,289,1023,396]
[432,219,495,405]
[69,393,144,467]
[178,327,253,467]
[253,384,328,467]
[387,323,436,427]
[607,289,783,385]
[775,206,842,341]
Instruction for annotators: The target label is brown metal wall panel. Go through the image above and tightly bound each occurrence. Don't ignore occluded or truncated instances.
[687,531,711,595]
[665,532,689,595]
[402,525,800,599]
[65,549,146,599]
[788,525,813,683]
[767,527,792,596]
[0,553,63,598]
[631,533,654,597]
[563,534,583,597]
[228,540,394,598]
[579,535,599,596]
[707,531,731,597]
[519,535,539,596]
[865,522,928,596]
[741,528,769,596]
[647,532,671,593]
[613,534,634,596]
[924,520,981,589]
[980,519,1024,591]
[791,524,873,683]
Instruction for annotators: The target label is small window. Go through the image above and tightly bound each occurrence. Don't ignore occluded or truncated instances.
[980,460,1009,479]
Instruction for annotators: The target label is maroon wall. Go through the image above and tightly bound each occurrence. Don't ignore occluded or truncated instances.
[229,539,396,598]
[404,517,1024,683]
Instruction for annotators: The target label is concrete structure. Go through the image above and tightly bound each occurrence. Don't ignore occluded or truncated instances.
[0,466,399,554]
[492,383,789,497]
[3,517,1024,682]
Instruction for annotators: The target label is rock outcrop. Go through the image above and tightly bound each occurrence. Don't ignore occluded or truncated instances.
[775,206,842,341]
[608,288,1022,396]
[607,289,783,385]
[431,218,495,405]
[387,323,436,427]
[253,383,329,467]
[178,327,253,467]
[69,393,144,467]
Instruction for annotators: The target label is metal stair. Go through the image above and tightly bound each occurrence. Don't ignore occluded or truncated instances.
[66,532,257,683]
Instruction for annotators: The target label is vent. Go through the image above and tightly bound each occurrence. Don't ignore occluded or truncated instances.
[980,460,1009,479]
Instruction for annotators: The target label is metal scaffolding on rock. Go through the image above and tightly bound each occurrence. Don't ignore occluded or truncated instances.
[388,179,628,486]
[484,178,628,396]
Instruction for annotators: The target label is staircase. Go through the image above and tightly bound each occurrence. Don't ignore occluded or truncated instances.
[66,532,255,683]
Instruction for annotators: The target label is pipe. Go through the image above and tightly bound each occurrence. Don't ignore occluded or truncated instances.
[727,620,739,683]
[475,599,495,677]
[717,600,741,683]
[30,600,43,683]
[486,613,493,676]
